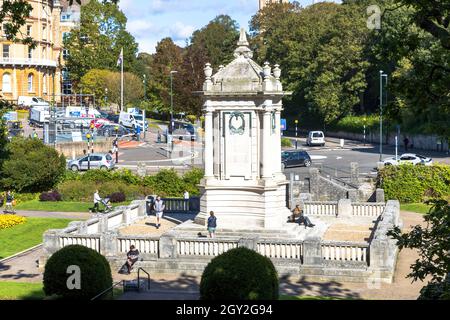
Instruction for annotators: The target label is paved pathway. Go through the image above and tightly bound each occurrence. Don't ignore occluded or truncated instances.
[13,210,91,220]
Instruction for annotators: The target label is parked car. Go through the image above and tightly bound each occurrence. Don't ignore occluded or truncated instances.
[18,96,50,109]
[90,118,112,129]
[382,153,433,166]
[306,131,325,146]
[68,153,115,171]
[281,150,312,170]
[106,114,119,123]
[97,124,131,137]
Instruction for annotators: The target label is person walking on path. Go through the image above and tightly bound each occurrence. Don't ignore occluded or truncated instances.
[93,190,101,213]
[154,196,165,229]
[403,137,409,152]
[207,211,217,238]
[4,190,15,214]
[135,125,141,141]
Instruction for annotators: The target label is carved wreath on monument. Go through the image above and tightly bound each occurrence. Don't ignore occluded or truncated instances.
[229,111,245,135]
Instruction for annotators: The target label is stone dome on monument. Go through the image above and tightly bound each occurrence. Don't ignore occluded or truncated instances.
[202,28,283,94]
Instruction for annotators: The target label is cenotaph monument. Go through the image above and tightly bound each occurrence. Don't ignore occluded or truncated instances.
[194,28,293,230]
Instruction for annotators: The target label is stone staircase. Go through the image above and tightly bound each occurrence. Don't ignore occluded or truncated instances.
[170,218,329,241]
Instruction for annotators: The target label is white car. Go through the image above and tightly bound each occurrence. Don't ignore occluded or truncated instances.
[383,153,433,166]
[306,131,325,146]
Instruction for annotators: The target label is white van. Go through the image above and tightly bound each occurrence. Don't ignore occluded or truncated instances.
[306,131,325,146]
[119,111,148,130]
[18,96,50,108]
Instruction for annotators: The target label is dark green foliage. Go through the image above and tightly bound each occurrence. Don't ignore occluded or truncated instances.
[378,165,450,203]
[108,192,126,203]
[142,169,185,197]
[388,200,450,300]
[39,191,62,202]
[0,137,66,193]
[182,168,204,196]
[200,247,279,300]
[43,245,112,300]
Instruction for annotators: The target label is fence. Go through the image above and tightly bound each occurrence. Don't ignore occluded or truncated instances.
[303,201,338,216]
[257,241,303,260]
[321,241,369,263]
[59,235,101,252]
[117,237,159,254]
[352,203,385,217]
[177,238,239,256]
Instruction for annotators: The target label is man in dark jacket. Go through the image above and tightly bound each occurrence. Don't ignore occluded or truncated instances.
[126,245,140,274]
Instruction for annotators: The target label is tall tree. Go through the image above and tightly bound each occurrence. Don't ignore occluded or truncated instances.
[64,0,139,83]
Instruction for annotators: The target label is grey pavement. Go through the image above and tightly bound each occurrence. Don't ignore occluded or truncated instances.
[14,210,91,220]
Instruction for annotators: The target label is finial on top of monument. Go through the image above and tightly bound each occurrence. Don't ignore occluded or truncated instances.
[234,28,253,59]
[204,63,213,81]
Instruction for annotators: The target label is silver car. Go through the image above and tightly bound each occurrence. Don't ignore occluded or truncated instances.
[68,153,115,171]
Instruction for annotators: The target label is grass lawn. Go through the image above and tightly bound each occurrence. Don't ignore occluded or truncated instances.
[0,282,123,300]
[400,203,432,214]
[0,282,45,300]
[14,200,129,212]
[0,217,72,259]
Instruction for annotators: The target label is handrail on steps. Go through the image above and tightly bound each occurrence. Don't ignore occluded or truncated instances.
[91,280,124,301]
[138,267,150,291]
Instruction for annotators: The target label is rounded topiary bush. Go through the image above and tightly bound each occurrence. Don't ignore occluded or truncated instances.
[200,247,279,300]
[43,245,113,300]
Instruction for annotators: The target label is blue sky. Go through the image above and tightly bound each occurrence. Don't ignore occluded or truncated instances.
[119,0,339,54]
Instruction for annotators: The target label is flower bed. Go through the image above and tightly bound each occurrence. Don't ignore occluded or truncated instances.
[0,215,26,230]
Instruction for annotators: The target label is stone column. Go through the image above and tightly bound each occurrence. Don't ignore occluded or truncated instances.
[350,162,359,184]
[204,110,214,178]
[238,236,259,251]
[100,231,118,257]
[376,189,385,203]
[337,199,352,218]
[159,233,178,259]
[302,237,323,266]
[261,109,272,178]
[274,110,282,174]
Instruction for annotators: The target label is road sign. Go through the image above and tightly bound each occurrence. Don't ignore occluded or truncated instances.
[280,118,287,131]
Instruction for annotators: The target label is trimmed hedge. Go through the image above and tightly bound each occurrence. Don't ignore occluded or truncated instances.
[378,164,450,203]
[56,168,204,202]
[43,245,112,300]
[200,247,279,300]
[281,137,292,147]
[39,191,62,202]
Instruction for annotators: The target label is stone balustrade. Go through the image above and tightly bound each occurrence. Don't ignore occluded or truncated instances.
[321,241,369,263]
[303,201,338,216]
[117,236,159,254]
[257,240,303,260]
[59,235,101,253]
[352,202,385,217]
[176,238,239,256]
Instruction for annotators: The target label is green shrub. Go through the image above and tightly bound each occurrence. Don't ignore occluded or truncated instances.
[1,137,66,193]
[329,115,379,134]
[43,245,112,300]
[418,278,450,300]
[186,115,197,124]
[111,169,142,185]
[281,137,292,147]
[13,192,40,204]
[182,168,204,196]
[79,169,114,183]
[143,169,186,197]
[58,180,97,202]
[98,181,143,200]
[378,164,450,203]
[200,247,279,300]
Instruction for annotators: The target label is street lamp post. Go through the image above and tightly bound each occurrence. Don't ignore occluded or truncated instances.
[379,70,388,162]
[143,74,147,140]
[105,88,108,108]
[170,70,178,135]
[295,119,298,149]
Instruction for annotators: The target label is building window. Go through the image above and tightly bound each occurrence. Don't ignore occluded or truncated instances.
[42,47,46,59]
[27,25,32,36]
[2,73,12,93]
[42,25,47,40]
[2,44,10,59]
[28,47,33,59]
[43,74,47,94]
[28,74,34,92]
[63,49,69,60]
[62,68,69,80]
[62,32,70,42]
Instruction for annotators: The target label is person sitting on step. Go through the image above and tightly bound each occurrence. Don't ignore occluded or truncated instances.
[126,245,140,274]
[298,209,315,229]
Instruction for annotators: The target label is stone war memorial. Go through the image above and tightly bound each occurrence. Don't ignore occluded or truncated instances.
[42,29,402,284]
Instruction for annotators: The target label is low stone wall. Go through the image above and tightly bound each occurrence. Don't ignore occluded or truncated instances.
[41,199,402,283]
[55,138,114,159]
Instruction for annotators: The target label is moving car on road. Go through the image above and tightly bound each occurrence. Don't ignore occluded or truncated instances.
[281,150,312,170]
[68,153,115,171]
[306,131,325,146]
[382,153,433,166]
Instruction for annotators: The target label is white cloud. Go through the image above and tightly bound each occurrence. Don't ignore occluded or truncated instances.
[169,22,195,40]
